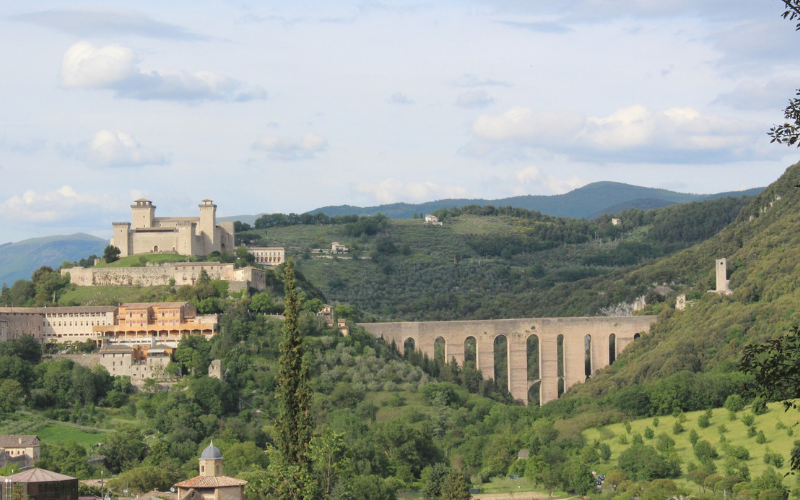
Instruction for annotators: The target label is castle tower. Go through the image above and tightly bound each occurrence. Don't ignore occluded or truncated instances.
[198,200,217,254]
[111,222,132,257]
[198,441,223,477]
[716,258,729,293]
[131,199,156,229]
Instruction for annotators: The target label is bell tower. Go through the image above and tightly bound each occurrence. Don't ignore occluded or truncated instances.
[198,441,223,477]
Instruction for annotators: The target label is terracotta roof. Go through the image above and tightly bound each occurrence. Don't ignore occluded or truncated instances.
[0,435,38,448]
[11,468,76,483]
[174,476,247,488]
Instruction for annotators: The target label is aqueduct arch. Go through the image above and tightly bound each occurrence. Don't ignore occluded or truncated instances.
[360,316,656,405]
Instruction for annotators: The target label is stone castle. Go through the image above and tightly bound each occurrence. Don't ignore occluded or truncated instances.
[111,199,234,257]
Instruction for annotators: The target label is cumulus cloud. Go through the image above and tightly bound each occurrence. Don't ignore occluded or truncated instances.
[77,130,167,168]
[12,9,209,41]
[515,166,586,194]
[253,132,328,160]
[452,74,511,87]
[713,77,799,111]
[466,105,767,163]
[59,41,266,102]
[0,186,114,223]
[388,92,414,105]
[455,90,495,108]
[355,178,468,204]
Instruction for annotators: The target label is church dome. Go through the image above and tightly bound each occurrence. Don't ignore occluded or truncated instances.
[200,442,223,460]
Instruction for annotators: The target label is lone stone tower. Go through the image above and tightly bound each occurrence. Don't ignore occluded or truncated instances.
[716,258,731,294]
[208,359,224,380]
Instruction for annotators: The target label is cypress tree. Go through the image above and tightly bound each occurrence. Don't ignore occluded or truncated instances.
[275,260,314,498]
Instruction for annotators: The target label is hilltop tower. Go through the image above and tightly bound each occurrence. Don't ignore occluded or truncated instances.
[131,199,155,229]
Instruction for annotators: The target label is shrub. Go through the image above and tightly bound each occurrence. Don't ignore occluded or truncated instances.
[756,430,767,444]
[672,421,684,434]
[742,414,755,427]
[694,440,719,461]
[689,429,700,447]
[644,427,654,439]
[724,394,745,413]
[698,409,713,428]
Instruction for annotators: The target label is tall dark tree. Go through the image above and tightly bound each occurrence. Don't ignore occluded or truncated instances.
[103,245,121,263]
[274,260,314,499]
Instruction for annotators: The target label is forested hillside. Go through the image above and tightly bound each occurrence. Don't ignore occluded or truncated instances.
[236,194,752,321]
[559,162,800,407]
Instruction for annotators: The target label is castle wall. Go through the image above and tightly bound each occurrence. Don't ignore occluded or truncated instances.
[65,267,173,287]
[131,231,180,255]
[63,263,263,292]
[360,316,656,405]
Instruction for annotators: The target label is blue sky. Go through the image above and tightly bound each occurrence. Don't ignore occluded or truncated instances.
[1,0,799,242]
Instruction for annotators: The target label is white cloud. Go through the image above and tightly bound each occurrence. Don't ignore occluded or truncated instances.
[355,178,468,204]
[13,9,210,40]
[514,166,586,194]
[59,41,266,102]
[455,90,495,108]
[78,130,167,168]
[713,77,799,111]
[253,132,328,160]
[0,186,115,223]
[496,20,571,34]
[388,92,414,105]
[452,74,511,88]
[468,105,766,163]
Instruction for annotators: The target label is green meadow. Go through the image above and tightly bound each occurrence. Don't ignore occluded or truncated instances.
[583,403,798,488]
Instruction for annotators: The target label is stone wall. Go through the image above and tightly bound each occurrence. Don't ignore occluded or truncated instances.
[66,266,173,287]
[360,316,656,406]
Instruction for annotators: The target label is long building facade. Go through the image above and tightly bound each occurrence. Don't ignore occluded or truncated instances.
[111,199,234,258]
[0,302,217,347]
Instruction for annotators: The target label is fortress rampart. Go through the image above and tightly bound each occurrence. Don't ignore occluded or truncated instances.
[360,316,656,405]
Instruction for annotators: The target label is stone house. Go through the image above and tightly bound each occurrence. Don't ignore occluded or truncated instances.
[0,435,40,463]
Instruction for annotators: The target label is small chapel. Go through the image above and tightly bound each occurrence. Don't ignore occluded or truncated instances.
[174,442,247,500]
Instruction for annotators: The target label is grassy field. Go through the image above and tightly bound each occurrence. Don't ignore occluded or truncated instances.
[583,403,798,487]
[37,423,107,446]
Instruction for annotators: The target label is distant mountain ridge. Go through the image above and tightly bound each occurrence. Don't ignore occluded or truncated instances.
[221,181,764,224]
[0,233,107,286]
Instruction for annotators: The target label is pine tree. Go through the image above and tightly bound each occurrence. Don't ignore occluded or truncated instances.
[275,260,314,499]
[441,472,472,500]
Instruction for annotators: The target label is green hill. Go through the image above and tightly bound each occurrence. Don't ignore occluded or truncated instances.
[0,233,106,286]
[555,162,800,406]
[236,194,753,321]
[583,403,796,490]
[220,181,763,223]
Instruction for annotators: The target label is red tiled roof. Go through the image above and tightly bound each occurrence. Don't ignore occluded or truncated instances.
[174,476,247,488]
[11,468,76,483]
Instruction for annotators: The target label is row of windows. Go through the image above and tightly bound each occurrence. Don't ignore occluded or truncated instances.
[46,321,108,327]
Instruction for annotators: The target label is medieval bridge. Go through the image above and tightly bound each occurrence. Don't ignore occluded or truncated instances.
[360,316,656,406]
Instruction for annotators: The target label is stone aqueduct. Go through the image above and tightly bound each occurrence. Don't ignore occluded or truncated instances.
[360,316,657,406]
